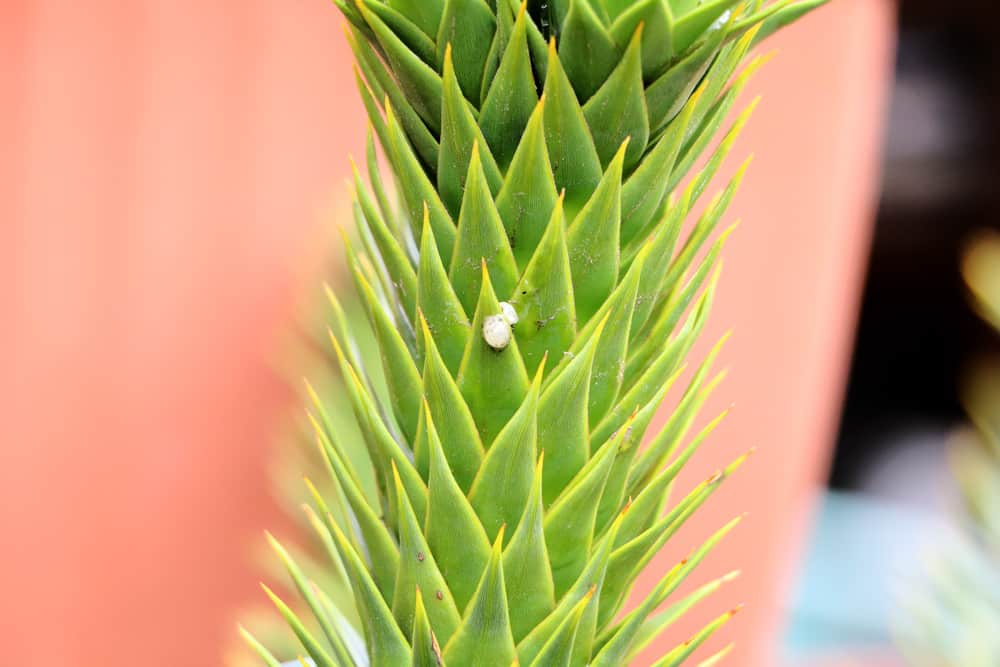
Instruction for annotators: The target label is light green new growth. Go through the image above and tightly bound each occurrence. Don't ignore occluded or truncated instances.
[247,0,827,664]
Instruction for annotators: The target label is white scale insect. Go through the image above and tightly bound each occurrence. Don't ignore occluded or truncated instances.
[482,301,519,351]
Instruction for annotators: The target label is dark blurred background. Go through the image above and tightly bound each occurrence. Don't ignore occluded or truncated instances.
[830,0,999,500]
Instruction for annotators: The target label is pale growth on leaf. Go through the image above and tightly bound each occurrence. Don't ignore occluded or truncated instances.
[499,300,519,325]
[483,313,512,351]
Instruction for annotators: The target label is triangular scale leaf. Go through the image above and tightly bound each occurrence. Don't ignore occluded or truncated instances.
[544,420,621,597]
[349,26,440,171]
[620,91,698,247]
[502,453,556,643]
[670,0,741,57]
[423,401,493,611]
[436,0,495,103]
[567,142,625,326]
[385,0,444,41]
[495,97,560,271]
[416,210,470,375]
[582,24,649,169]
[469,362,544,542]
[438,46,504,218]
[416,315,485,491]
[517,505,626,667]
[442,529,518,667]
[558,0,620,104]
[509,195,576,377]
[457,262,531,445]
[391,464,462,645]
[541,38,603,216]
[448,143,519,314]
[478,4,539,169]
[260,584,338,667]
[363,0,438,66]
[537,315,606,505]
[325,514,413,665]
[347,244,422,443]
[384,103,456,260]
[608,0,674,80]
[412,587,449,667]
[356,0,444,132]
[526,588,594,667]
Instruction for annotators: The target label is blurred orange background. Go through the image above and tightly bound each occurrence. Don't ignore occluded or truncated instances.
[0,1,894,666]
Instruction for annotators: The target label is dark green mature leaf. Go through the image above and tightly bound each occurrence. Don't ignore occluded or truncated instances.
[357,0,444,132]
[436,0,495,103]
[608,0,674,80]
[583,23,648,169]
[559,0,620,104]
[442,529,518,667]
[510,195,576,376]
[479,4,539,169]
[541,37,603,215]
[495,97,560,270]
[449,144,519,315]
[383,103,455,259]
[567,142,625,326]
[438,45,503,218]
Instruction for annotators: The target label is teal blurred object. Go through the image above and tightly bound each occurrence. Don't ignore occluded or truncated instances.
[783,490,939,662]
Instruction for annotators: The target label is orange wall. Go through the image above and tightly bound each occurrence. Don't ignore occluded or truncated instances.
[1,2,365,664]
[0,2,894,666]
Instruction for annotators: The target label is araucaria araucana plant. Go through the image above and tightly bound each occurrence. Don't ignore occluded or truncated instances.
[242,1,827,665]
